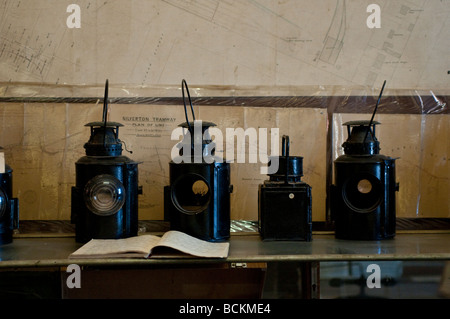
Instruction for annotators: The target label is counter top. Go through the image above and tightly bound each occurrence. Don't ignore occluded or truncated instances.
[1,232,449,268]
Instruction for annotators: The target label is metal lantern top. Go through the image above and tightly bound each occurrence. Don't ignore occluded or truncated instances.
[268,135,304,183]
[176,80,219,159]
[84,80,124,157]
[179,120,217,144]
[342,120,380,156]
[341,80,387,157]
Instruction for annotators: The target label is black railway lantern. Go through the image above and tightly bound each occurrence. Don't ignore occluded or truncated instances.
[0,151,19,245]
[258,135,312,241]
[71,80,141,243]
[331,81,399,240]
[164,80,232,242]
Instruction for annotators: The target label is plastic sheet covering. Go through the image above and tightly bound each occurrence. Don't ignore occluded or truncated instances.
[230,220,258,233]
[0,83,448,222]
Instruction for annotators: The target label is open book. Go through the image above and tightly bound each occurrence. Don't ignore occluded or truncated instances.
[69,230,229,259]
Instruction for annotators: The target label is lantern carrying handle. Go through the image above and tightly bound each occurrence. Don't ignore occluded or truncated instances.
[182,79,196,133]
[364,80,386,142]
[102,79,109,146]
[102,79,109,124]
[282,135,290,184]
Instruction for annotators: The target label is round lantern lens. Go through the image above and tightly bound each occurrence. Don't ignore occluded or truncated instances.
[84,174,125,216]
[343,173,382,213]
[171,174,211,215]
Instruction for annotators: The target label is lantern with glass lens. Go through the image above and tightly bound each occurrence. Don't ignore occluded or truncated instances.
[258,135,312,241]
[71,80,141,243]
[0,150,19,245]
[164,80,232,242]
[331,81,399,240]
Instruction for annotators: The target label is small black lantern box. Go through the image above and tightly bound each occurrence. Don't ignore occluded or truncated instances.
[71,80,141,243]
[0,150,19,245]
[331,81,399,240]
[258,135,312,241]
[164,80,232,242]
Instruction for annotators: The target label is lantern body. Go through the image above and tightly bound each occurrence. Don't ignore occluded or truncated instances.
[331,121,399,240]
[71,155,139,243]
[0,164,19,245]
[258,182,312,241]
[165,160,231,242]
[332,155,397,240]
[164,120,231,242]
[258,136,312,241]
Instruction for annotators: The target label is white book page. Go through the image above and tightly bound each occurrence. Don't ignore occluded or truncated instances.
[69,235,161,258]
[157,231,229,258]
